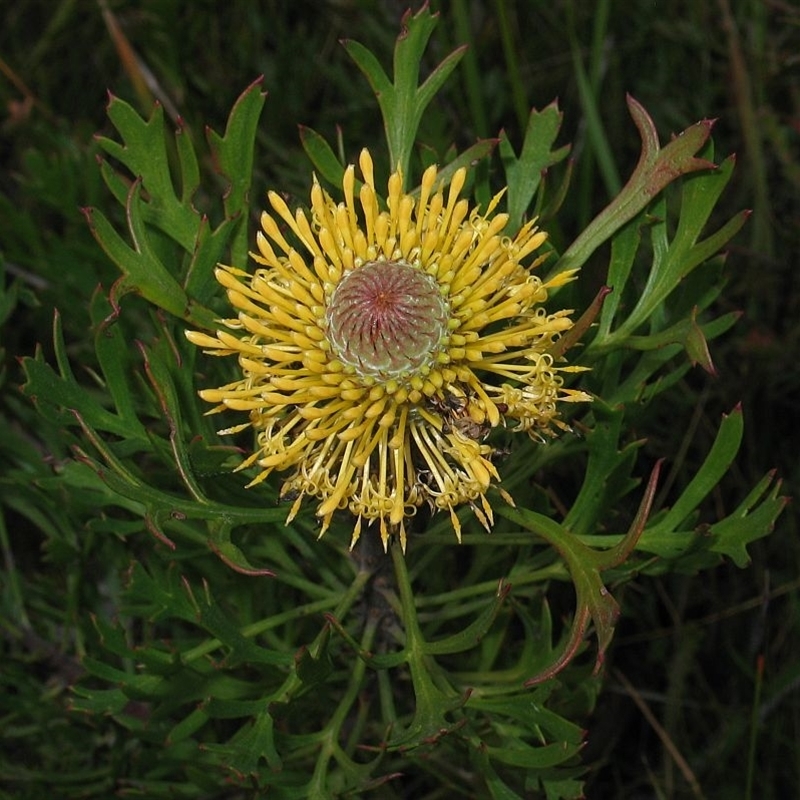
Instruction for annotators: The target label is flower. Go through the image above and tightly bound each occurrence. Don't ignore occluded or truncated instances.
[186,149,590,551]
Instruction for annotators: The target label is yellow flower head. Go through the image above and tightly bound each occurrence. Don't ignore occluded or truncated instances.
[187,149,589,551]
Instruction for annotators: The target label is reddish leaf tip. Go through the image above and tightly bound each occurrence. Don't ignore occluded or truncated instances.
[624,93,645,111]
[208,542,276,577]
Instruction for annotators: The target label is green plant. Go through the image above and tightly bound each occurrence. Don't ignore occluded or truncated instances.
[3,4,790,799]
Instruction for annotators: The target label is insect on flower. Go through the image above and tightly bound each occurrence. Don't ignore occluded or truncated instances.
[186,149,591,551]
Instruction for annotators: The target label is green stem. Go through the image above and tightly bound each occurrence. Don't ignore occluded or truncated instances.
[274,565,373,704]
[388,542,470,748]
[181,595,340,664]
[744,655,765,800]
[308,612,379,796]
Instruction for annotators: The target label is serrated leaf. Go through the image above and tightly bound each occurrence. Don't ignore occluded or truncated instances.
[90,82,263,327]
[62,406,287,556]
[84,181,189,317]
[468,689,584,746]
[206,520,277,576]
[552,96,716,280]
[611,156,745,340]
[205,77,266,265]
[344,5,464,181]
[707,471,787,567]
[97,96,198,250]
[138,335,209,503]
[295,626,333,687]
[183,213,240,315]
[596,214,645,339]
[202,710,282,775]
[500,101,570,233]
[21,312,146,440]
[684,306,717,374]
[175,119,201,205]
[123,562,201,623]
[497,464,660,684]
[191,586,288,667]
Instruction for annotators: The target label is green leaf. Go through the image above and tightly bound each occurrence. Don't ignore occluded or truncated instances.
[497,463,661,684]
[707,470,787,567]
[563,400,642,536]
[295,625,333,687]
[138,333,210,504]
[551,96,716,280]
[59,407,288,560]
[487,741,581,769]
[646,406,743,537]
[175,118,201,206]
[344,5,465,182]
[386,543,469,748]
[84,182,189,318]
[88,81,265,327]
[468,689,585,746]
[166,706,208,745]
[21,311,147,440]
[472,743,525,800]
[299,125,346,188]
[500,101,571,233]
[123,561,202,623]
[90,290,149,439]
[426,139,497,194]
[605,156,746,343]
[183,213,240,315]
[596,214,644,340]
[684,306,718,373]
[96,96,198,250]
[70,686,130,716]
[202,710,282,775]
[542,775,587,800]
[423,581,510,655]
[205,77,266,267]
[207,520,277,576]
[191,587,288,667]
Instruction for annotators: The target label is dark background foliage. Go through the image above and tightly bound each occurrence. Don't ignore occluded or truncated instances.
[1,1,798,797]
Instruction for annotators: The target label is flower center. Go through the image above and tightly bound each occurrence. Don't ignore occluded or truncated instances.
[325,260,450,379]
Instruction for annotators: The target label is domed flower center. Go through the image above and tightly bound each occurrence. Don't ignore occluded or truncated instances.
[325,260,450,379]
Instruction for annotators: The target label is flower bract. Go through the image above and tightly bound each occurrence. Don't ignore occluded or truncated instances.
[187,149,590,550]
